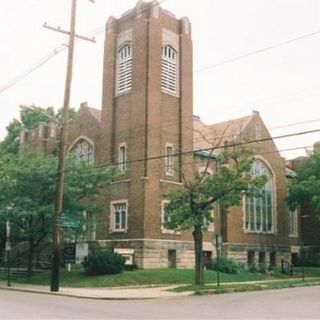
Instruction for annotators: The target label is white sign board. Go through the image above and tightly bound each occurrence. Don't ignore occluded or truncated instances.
[76,243,89,264]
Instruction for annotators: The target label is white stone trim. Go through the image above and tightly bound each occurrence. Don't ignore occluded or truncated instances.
[159,179,183,186]
[110,199,129,233]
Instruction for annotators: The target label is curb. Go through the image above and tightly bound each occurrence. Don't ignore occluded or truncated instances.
[0,285,191,300]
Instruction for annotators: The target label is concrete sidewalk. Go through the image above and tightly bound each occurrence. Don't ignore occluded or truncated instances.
[0,282,192,300]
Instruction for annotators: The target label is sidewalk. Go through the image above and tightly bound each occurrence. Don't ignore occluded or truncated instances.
[0,282,192,300]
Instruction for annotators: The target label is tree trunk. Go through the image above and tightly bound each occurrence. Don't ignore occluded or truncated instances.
[193,225,204,286]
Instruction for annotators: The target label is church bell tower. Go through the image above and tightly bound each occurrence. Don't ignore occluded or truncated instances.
[100,0,194,268]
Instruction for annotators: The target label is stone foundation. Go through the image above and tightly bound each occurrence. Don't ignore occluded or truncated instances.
[96,239,292,269]
[223,243,291,268]
[97,239,209,268]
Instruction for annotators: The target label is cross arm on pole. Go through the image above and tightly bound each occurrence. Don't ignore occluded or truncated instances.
[43,23,96,43]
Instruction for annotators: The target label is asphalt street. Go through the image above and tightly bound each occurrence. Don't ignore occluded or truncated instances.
[1,286,320,319]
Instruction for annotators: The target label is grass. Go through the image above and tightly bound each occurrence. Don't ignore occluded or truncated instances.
[15,267,320,293]
[21,268,283,288]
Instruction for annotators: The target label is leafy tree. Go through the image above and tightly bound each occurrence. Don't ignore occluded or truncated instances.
[20,105,57,130]
[0,152,113,276]
[0,105,76,155]
[0,119,22,155]
[164,145,266,286]
[288,151,320,216]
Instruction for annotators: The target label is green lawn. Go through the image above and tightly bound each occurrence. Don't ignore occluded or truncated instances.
[21,268,286,288]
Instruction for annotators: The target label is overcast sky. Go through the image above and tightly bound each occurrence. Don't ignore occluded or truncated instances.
[1,0,319,159]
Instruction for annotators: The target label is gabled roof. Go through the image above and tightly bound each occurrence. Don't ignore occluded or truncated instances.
[78,102,101,123]
[193,111,256,150]
[87,107,101,122]
[208,115,252,143]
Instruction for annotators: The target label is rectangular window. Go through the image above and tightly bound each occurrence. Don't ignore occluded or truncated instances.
[289,209,298,237]
[165,144,174,175]
[111,201,128,232]
[118,143,127,173]
[161,200,179,234]
[161,200,171,233]
[203,210,214,232]
[83,211,96,241]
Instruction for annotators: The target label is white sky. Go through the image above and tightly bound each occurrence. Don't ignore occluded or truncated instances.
[0,0,319,159]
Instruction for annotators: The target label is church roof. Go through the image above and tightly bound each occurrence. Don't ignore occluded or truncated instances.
[87,107,101,122]
[78,102,101,123]
[193,111,257,150]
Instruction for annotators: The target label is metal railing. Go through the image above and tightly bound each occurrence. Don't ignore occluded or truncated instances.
[281,259,293,276]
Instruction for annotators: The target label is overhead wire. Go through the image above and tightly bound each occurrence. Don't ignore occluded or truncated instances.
[194,29,320,73]
[63,126,320,175]
[0,0,168,94]
[1,1,320,94]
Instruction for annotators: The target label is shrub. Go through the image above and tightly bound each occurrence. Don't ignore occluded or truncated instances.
[82,250,125,275]
[211,256,244,274]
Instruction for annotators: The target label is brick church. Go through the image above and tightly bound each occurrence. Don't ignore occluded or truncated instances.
[20,1,304,268]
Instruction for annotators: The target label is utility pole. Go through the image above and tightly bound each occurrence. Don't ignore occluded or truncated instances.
[44,0,95,292]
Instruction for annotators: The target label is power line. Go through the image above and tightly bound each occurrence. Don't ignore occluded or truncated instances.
[71,127,320,173]
[2,2,319,94]
[0,47,65,94]
[194,29,320,73]
[0,0,167,94]
[269,118,320,130]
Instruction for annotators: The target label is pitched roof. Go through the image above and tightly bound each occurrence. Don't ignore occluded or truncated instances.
[78,102,101,123]
[193,112,255,150]
[87,107,101,122]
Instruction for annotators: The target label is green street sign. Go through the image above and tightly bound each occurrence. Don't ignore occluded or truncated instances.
[60,214,80,229]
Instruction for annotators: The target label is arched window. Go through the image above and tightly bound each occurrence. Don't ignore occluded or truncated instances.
[116,43,133,94]
[245,159,274,232]
[161,45,177,94]
[71,138,94,164]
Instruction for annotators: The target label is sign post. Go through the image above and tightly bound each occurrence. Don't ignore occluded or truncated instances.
[5,219,11,287]
[214,234,222,287]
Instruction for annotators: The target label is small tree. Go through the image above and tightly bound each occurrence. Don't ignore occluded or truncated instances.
[0,152,113,276]
[288,151,320,216]
[164,144,266,285]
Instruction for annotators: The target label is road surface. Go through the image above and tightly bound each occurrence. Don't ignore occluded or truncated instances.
[1,286,319,319]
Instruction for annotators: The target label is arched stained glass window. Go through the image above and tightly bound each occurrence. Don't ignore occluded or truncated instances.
[71,138,94,165]
[245,159,274,232]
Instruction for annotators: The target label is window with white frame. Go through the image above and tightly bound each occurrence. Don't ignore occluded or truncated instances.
[203,209,215,232]
[118,143,127,173]
[165,144,174,175]
[116,43,133,94]
[82,211,96,241]
[110,201,128,232]
[161,200,178,234]
[161,45,178,95]
[71,138,94,164]
[245,159,274,233]
[288,209,298,237]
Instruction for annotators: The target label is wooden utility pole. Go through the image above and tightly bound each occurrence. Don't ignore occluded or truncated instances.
[45,0,95,292]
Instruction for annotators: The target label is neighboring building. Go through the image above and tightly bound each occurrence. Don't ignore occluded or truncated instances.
[287,142,320,265]
[20,1,302,269]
